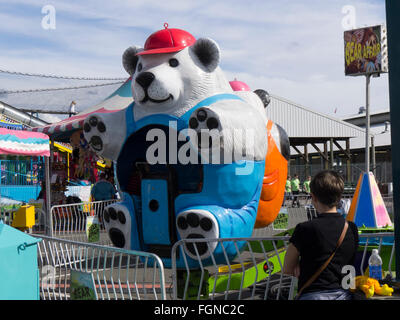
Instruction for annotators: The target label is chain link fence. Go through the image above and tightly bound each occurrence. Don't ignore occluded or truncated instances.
[288,162,392,185]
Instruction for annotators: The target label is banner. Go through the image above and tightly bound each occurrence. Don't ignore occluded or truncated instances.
[70,270,97,300]
[86,215,100,243]
[344,25,388,76]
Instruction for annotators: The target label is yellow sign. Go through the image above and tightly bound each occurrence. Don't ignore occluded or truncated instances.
[344,25,388,76]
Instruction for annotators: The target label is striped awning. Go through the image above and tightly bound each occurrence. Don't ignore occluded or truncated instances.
[29,77,133,140]
[0,128,50,156]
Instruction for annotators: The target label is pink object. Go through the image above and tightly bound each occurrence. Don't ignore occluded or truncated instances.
[0,128,50,157]
[137,23,196,56]
[229,80,251,91]
[369,173,392,227]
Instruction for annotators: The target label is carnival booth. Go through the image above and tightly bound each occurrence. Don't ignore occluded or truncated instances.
[0,128,50,230]
[28,78,132,201]
[0,127,50,300]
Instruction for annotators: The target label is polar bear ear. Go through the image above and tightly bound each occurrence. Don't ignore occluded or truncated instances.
[190,38,220,72]
[254,89,271,108]
[122,46,143,76]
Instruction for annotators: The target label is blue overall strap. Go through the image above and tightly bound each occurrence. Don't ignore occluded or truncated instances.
[180,93,243,123]
[126,93,243,135]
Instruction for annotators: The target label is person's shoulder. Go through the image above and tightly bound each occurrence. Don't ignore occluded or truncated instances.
[294,219,316,232]
[291,220,317,249]
[346,220,359,235]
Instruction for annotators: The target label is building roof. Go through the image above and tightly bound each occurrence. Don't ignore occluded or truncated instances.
[343,109,390,127]
[266,94,367,139]
[342,109,391,149]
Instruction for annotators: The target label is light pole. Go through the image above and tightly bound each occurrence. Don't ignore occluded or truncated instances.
[365,74,371,173]
[386,0,400,282]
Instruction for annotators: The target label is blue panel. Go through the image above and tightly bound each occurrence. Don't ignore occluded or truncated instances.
[105,78,133,99]
[175,160,265,212]
[0,185,40,202]
[354,174,376,227]
[141,179,170,245]
[0,224,40,299]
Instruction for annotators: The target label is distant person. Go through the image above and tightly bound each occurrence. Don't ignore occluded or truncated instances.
[283,170,359,300]
[303,176,311,197]
[91,173,116,201]
[285,175,292,206]
[37,180,46,202]
[291,174,300,207]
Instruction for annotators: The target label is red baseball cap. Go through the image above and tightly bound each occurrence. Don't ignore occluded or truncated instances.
[136,23,196,56]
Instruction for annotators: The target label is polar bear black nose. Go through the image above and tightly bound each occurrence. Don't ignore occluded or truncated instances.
[136,72,155,89]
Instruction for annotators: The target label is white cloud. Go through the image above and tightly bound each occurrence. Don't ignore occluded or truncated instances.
[0,0,389,119]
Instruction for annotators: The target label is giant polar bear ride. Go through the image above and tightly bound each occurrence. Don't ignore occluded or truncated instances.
[83,24,289,268]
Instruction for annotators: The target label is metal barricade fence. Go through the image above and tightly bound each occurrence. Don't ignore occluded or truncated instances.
[48,200,119,245]
[171,236,297,300]
[171,232,396,301]
[33,235,166,300]
[0,209,13,226]
[251,207,309,238]
[283,193,312,208]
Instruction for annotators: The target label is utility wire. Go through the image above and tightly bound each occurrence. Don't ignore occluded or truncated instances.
[0,68,127,81]
[0,81,124,95]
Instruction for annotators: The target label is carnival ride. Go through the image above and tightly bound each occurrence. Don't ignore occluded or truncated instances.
[22,25,395,299]
[78,25,290,271]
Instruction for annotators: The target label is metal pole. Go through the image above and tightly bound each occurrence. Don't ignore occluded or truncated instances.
[365,74,371,173]
[44,156,53,237]
[371,135,376,176]
[386,0,400,282]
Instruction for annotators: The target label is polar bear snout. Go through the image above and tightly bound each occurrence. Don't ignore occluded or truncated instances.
[136,72,155,90]
[134,71,174,104]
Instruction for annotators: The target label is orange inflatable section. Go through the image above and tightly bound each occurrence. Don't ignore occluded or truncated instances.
[346,173,362,223]
[254,120,288,228]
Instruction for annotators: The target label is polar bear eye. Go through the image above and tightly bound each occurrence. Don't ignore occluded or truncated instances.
[137,63,143,72]
[169,58,179,67]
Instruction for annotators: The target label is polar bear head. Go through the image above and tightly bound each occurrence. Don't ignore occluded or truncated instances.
[122,26,232,119]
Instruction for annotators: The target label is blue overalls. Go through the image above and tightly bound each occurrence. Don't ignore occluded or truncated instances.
[115,94,265,268]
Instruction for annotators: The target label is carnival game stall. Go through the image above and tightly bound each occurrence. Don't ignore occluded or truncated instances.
[26,78,132,240]
[0,127,50,231]
[28,76,133,190]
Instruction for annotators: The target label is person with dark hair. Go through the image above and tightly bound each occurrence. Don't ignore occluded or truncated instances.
[283,170,359,300]
[90,173,116,201]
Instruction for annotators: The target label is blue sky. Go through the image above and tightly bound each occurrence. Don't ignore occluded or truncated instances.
[0,0,388,122]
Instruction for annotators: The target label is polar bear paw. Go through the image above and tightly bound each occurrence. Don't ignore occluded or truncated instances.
[102,203,131,249]
[188,108,222,150]
[176,209,219,259]
[83,115,108,154]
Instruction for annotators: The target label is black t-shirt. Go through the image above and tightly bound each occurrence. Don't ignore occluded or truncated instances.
[290,213,359,294]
